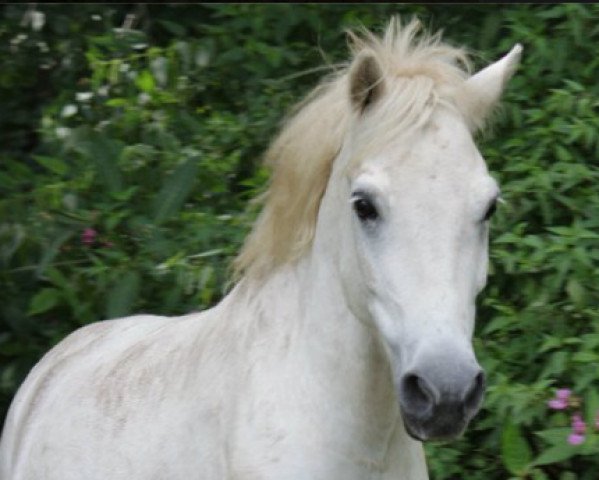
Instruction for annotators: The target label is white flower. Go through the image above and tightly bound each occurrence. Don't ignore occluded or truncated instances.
[10,33,28,45]
[195,50,210,68]
[60,105,78,118]
[76,92,93,102]
[62,193,77,210]
[31,11,45,31]
[37,41,49,53]
[97,85,110,97]
[55,127,71,139]
[138,93,151,105]
[151,57,168,86]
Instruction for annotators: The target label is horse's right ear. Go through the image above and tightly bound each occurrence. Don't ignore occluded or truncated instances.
[349,51,385,112]
[463,44,523,129]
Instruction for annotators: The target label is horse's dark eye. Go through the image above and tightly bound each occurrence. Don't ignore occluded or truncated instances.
[483,200,497,222]
[353,197,378,221]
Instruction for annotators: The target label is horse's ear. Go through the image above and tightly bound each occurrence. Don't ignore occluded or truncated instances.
[349,51,385,112]
[463,44,523,127]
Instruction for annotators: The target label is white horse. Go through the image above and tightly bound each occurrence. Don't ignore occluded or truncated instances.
[0,18,521,480]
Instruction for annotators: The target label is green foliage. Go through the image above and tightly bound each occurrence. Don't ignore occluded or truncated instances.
[2,4,599,479]
[502,421,534,476]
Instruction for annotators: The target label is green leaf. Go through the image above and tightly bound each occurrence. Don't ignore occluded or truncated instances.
[535,428,571,446]
[566,278,586,306]
[0,224,25,266]
[105,98,128,107]
[105,271,140,320]
[532,443,579,466]
[136,70,155,93]
[157,19,186,36]
[585,389,599,422]
[580,435,599,455]
[531,469,550,480]
[67,127,124,193]
[152,157,199,225]
[539,336,562,353]
[555,145,572,162]
[572,351,598,363]
[28,288,61,316]
[33,155,68,175]
[35,230,74,279]
[502,421,533,475]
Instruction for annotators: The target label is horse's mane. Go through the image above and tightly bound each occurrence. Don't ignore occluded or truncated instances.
[233,17,475,281]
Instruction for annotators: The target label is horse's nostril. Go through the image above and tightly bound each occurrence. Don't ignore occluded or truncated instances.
[401,373,436,414]
[463,370,486,412]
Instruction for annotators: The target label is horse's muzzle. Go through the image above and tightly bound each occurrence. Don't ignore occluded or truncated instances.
[396,353,485,442]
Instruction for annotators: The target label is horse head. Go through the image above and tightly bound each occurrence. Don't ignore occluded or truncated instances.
[331,19,522,441]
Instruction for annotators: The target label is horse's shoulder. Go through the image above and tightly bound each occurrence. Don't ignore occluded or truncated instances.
[0,315,167,464]
[7,315,168,411]
[38,314,168,367]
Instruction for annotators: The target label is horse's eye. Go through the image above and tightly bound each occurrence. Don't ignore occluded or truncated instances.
[353,197,378,222]
[483,200,497,222]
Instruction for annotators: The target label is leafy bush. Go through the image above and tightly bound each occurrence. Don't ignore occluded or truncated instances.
[2,4,599,479]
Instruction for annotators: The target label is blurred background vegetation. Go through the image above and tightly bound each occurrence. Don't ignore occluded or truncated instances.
[1,4,599,479]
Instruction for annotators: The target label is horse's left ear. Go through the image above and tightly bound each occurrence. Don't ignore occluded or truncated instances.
[349,50,385,113]
[463,44,523,127]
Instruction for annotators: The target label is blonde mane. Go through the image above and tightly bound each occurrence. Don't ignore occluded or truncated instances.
[233,17,476,281]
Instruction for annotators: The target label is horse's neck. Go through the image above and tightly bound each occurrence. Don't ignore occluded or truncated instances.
[235,256,376,367]
[251,249,377,351]
[234,234,398,424]
[229,247,421,476]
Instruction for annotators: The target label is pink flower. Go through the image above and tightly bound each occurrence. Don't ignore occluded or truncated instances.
[556,389,572,401]
[547,388,572,410]
[595,410,599,430]
[81,228,97,246]
[548,398,568,410]
[567,433,585,445]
